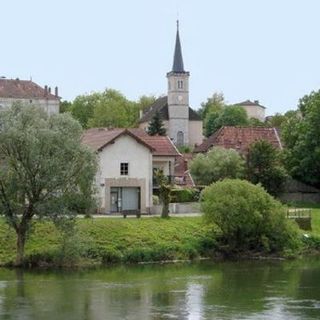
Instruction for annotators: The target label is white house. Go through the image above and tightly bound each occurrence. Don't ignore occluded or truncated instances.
[82,128,180,214]
[0,78,60,115]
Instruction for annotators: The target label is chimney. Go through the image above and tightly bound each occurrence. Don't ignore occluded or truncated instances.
[55,86,58,97]
[139,109,143,119]
[44,85,48,96]
[184,159,188,172]
[48,87,51,94]
[254,100,259,105]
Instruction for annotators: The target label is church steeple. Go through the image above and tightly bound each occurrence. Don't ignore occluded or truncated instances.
[172,20,185,73]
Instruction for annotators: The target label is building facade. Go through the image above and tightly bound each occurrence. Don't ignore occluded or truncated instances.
[0,78,60,115]
[82,128,180,214]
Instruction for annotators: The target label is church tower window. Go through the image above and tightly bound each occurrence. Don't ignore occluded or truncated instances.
[177,131,184,146]
[178,80,183,89]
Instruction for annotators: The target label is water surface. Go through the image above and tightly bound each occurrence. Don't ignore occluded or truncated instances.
[1,258,320,319]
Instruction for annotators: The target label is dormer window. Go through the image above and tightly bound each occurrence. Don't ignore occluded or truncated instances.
[178,80,183,89]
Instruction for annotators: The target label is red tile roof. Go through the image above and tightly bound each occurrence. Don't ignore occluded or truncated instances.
[82,128,180,157]
[194,126,282,154]
[0,79,59,100]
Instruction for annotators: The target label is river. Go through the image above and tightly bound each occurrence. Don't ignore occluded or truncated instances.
[1,258,320,319]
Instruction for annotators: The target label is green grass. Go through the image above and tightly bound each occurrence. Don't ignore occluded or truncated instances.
[0,217,217,266]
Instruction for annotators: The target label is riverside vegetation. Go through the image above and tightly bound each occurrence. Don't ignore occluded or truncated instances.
[0,210,319,268]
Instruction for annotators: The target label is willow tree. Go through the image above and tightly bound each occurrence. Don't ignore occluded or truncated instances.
[0,104,97,266]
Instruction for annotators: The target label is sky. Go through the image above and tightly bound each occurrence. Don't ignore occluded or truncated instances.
[2,0,320,116]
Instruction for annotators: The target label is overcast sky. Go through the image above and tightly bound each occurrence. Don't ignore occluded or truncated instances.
[2,0,320,115]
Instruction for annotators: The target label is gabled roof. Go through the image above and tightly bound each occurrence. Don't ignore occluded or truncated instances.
[236,99,266,109]
[0,79,59,100]
[82,128,180,157]
[139,96,201,123]
[194,126,282,154]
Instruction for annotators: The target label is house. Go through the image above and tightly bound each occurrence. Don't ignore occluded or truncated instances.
[82,128,180,214]
[236,99,266,122]
[0,78,60,115]
[139,21,203,147]
[194,126,282,154]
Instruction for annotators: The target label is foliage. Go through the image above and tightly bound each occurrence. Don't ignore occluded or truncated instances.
[282,90,320,188]
[71,92,101,128]
[152,195,160,205]
[190,147,245,185]
[248,117,266,127]
[246,140,287,196]
[198,92,225,119]
[0,104,97,265]
[265,113,287,128]
[0,217,216,266]
[204,105,249,137]
[137,95,157,111]
[88,89,139,128]
[201,179,301,254]
[59,100,72,113]
[147,111,166,136]
[155,169,172,218]
[170,188,199,203]
[177,145,192,153]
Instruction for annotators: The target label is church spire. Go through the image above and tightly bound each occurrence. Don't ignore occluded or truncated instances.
[172,20,185,73]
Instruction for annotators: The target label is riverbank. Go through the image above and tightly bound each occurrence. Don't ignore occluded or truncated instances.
[0,208,319,268]
[0,217,217,267]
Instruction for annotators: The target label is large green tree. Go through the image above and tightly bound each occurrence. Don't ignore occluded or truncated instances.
[198,92,225,119]
[204,105,249,137]
[87,89,139,128]
[282,90,320,188]
[0,104,97,266]
[246,140,287,196]
[71,92,101,128]
[190,147,245,185]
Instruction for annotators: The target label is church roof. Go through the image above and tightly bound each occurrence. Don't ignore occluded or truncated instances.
[138,96,201,123]
[171,20,185,73]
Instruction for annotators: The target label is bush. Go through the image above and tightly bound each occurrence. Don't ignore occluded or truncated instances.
[190,147,245,185]
[152,195,160,205]
[170,188,198,203]
[201,179,301,254]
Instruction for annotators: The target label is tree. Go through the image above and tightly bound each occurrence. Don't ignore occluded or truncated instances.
[137,95,157,112]
[198,92,225,119]
[246,140,287,196]
[282,90,320,188]
[71,92,101,128]
[0,104,97,266]
[147,111,166,136]
[204,105,249,137]
[201,179,300,253]
[155,169,171,218]
[87,89,139,128]
[190,147,245,185]
[59,100,72,113]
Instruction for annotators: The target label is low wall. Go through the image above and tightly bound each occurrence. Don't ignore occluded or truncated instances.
[151,202,200,215]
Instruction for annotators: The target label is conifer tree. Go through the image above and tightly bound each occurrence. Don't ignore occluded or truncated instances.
[147,111,166,136]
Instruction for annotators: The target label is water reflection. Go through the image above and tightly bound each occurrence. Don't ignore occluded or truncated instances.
[0,259,320,319]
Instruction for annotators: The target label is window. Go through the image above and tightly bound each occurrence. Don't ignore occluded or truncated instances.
[178,80,183,89]
[177,131,184,147]
[120,162,129,175]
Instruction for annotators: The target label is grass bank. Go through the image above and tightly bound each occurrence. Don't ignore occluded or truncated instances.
[0,217,217,267]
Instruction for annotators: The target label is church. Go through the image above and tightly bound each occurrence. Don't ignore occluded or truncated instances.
[139,22,203,147]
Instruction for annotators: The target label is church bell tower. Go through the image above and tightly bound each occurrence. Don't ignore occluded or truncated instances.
[167,21,190,146]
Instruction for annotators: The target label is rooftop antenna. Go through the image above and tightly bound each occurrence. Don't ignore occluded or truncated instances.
[30,75,32,81]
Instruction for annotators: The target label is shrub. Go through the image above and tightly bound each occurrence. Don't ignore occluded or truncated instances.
[201,179,301,254]
[190,147,245,185]
[170,188,198,203]
[152,195,160,205]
